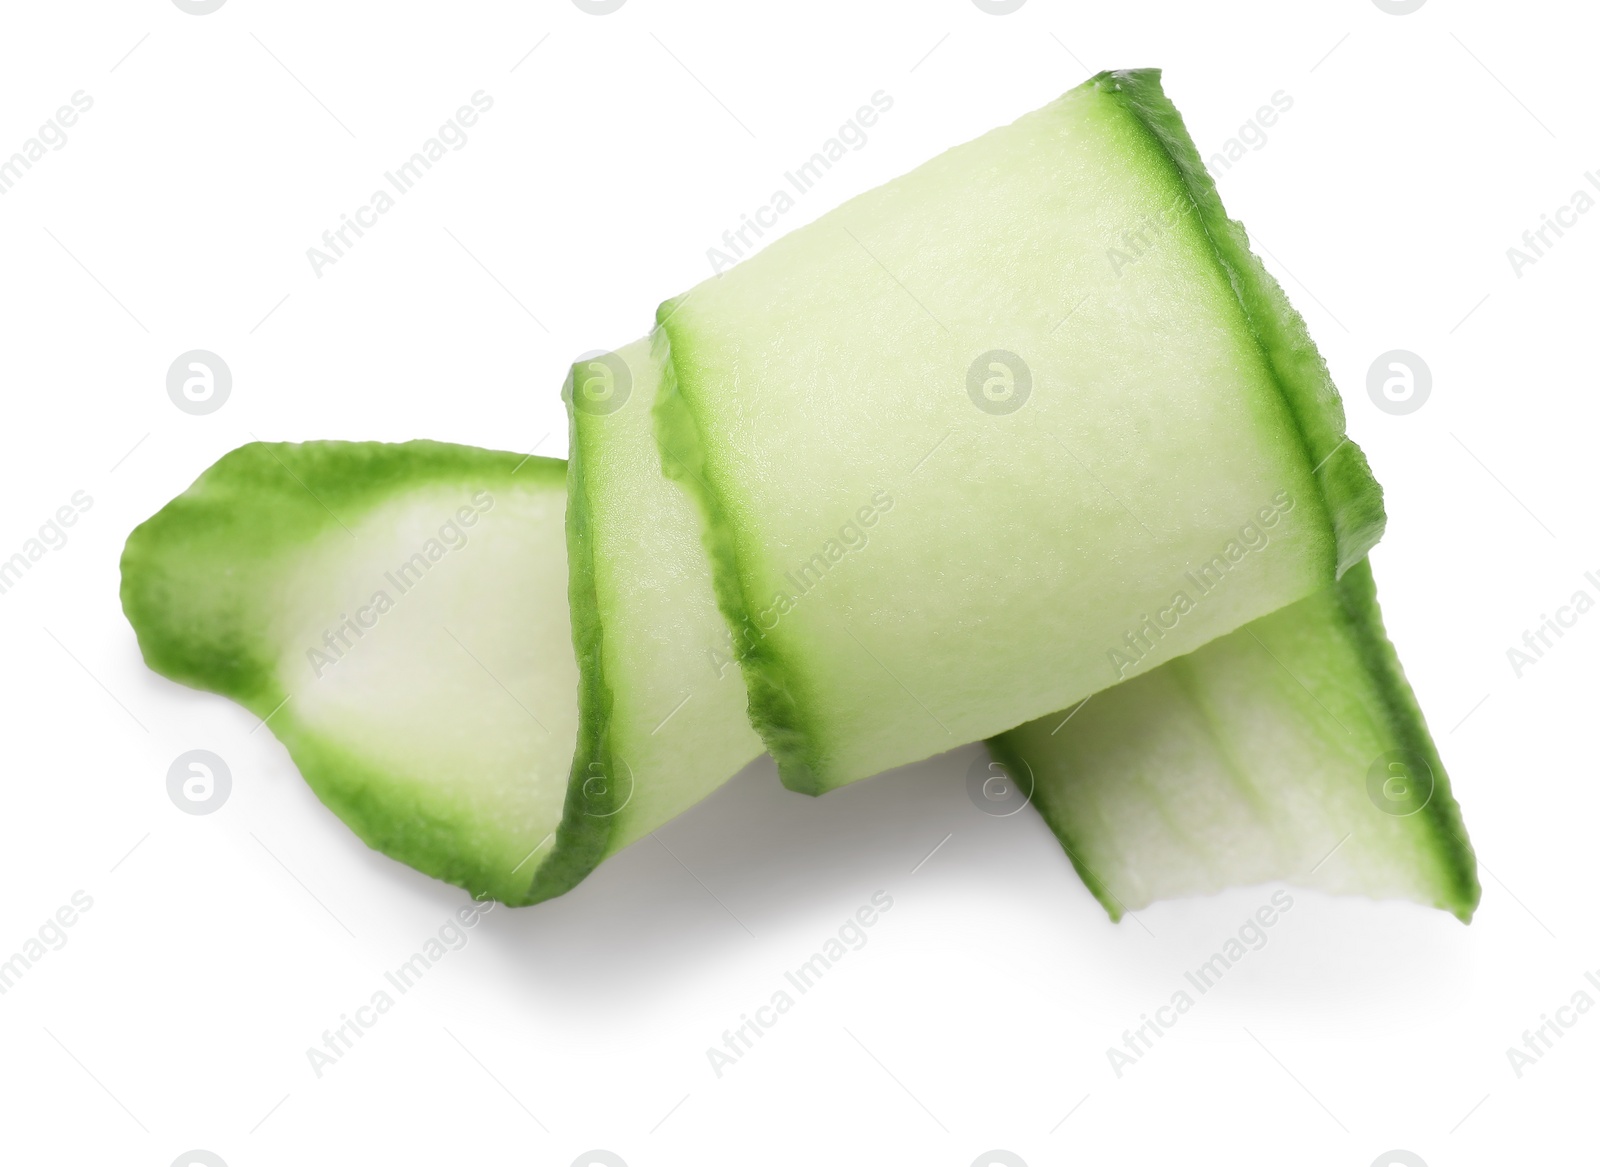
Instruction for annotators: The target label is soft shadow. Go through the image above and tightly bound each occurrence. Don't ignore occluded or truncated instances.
[472,742,1059,1004]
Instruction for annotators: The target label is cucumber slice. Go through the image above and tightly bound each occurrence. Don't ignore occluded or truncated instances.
[557,337,763,882]
[655,68,1382,794]
[991,559,1479,921]
[122,443,1471,920]
[121,430,763,907]
[120,441,582,905]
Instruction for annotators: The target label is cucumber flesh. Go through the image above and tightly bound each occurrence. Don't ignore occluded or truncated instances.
[991,559,1479,921]
[119,71,1474,919]
[120,430,764,907]
[120,442,580,905]
[558,337,763,877]
[655,68,1382,795]
[123,445,1473,919]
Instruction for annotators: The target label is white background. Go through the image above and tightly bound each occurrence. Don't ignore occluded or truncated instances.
[0,1,1593,1164]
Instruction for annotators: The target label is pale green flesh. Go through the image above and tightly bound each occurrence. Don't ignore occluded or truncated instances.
[120,69,1477,918]
[120,443,577,905]
[123,445,1472,920]
[992,559,1479,921]
[566,338,764,854]
[658,77,1364,794]
[271,486,577,892]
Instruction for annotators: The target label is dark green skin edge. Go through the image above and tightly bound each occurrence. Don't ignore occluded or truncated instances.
[530,372,626,903]
[991,558,1481,924]
[1331,559,1480,921]
[658,71,1390,797]
[985,720,1126,922]
[988,721,1127,920]
[1093,69,1386,577]
[120,440,593,907]
[650,322,824,791]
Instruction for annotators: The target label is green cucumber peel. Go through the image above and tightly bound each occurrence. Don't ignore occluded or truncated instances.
[121,441,592,905]
[1093,69,1385,574]
[991,558,1478,923]
[118,71,1475,925]
[122,445,1472,921]
[562,337,763,876]
[654,68,1382,794]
